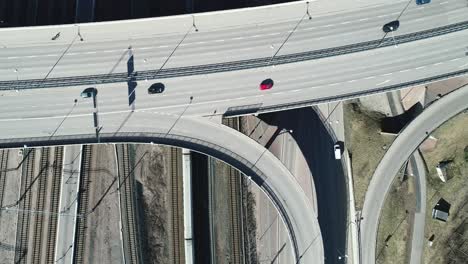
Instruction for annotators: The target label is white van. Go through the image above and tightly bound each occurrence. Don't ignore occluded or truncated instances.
[334,143,342,160]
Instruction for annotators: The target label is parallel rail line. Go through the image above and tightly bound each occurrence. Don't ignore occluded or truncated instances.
[14,148,36,264]
[73,145,92,264]
[0,149,9,209]
[0,20,467,90]
[31,147,50,264]
[223,117,244,264]
[116,144,140,264]
[45,146,63,264]
[170,147,183,264]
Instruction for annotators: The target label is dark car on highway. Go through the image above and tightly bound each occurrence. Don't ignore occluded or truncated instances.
[416,0,430,5]
[80,87,97,98]
[148,82,165,94]
[382,20,400,33]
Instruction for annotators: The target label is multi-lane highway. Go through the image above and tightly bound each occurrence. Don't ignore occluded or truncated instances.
[361,85,468,264]
[0,1,467,263]
[1,0,467,86]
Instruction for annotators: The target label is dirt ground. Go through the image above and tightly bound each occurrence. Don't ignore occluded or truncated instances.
[0,149,23,263]
[343,100,395,210]
[84,144,123,264]
[132,144,171,264]
[421,112,468,264]
[210,158,234,263]
[375,165,415,264]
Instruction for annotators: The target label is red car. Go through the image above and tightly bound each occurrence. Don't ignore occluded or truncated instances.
[260,79,274,90]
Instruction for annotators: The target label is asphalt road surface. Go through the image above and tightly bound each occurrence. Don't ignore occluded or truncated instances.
[0,111,324,264]
[361,85,468,264]
[258,108,347,264]
[1,0,466,77]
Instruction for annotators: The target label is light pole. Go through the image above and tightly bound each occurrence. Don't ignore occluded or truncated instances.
[337,249,348,261]
[268,9,310,67]
[91,89,102,143]
[165,96,194,137]
[14,68,18,81]
[48,99,78,141]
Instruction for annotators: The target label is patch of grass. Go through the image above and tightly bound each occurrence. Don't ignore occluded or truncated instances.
[343,101,396,209]
[376,170,415,264]
[464,146,468,162]
[421,112,468,263]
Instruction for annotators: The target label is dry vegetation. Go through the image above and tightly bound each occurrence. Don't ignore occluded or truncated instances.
[343,100,395,209]
[376,166,415,264]
[421,112,468,264]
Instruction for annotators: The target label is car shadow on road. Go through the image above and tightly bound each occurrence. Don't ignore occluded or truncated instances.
[258,107,347,264]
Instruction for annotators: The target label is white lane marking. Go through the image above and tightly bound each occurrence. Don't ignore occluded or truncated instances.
[26,55,37,58]
[215,39,225,42]
[46,54,56,57]
[67,53,77,55]
[399,69,410,73]
[459,62,468,68]
[433,62,443,66]
[85,51,96,54]
[364,76,376,80]
[440,1,448,4]
[139,47,152,50]
[323,24,333,28]
[103,50,114,53]
[359,18,369,22]
[341,21,351,25]
[7,56,19,59]
[291,89,301,93]
[382,73,393,76]
[415,66,426,70]
[328,82,340,86]
[159,45,168,48]
[232,37,243,40]
[377,15,386,18]
[347,79,357,83]
[450,58,461,62]
[254,95,264,98]
[272,92,284,95]
[376,79,391,86]
[268,33,281,36]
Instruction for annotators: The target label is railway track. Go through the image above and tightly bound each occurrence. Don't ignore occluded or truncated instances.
[31,147,50,264]
[14,148,36,264]
[223,117,244,264]
[0,149,9,208]
[170,147,183,264]
[228,167,243,264]
[45,146,63,263]
[73,145,92,264]
[116,144,140,264]
[223,117,245,264]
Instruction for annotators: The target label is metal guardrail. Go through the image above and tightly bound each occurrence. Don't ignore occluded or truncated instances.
[1,21,467,90]
[0,132,302,263]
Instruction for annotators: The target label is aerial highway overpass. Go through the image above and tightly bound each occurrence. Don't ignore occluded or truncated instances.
[0,0,467,263]
[0,1,467,114]
[361,84,468,264]
[0,111,324,264]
